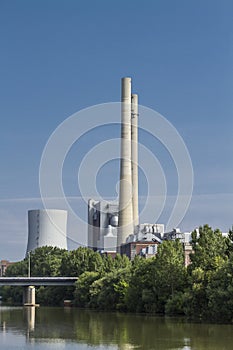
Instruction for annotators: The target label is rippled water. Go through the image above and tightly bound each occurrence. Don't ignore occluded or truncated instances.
[1,306,233,349]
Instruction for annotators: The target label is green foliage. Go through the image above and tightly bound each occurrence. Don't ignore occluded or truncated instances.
[3,226,233,322]
[0,286,23,305]
[5,260,28,277]
[185,225,231,321]
[165,292,186,315]
[88,268,130,311]
[126,256,154,313]
[190,225,228,271]
[206,256,233,323]
[60,247,103,276]
[126,240,187,314]
[153,240,187,312]
[74,271,100,307]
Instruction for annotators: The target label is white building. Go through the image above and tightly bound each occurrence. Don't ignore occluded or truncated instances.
[26,209,68,255]
[88,199,118,253]
[126,223,164,244]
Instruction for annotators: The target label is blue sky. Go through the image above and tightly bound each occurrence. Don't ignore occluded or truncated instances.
[0,0,232,260]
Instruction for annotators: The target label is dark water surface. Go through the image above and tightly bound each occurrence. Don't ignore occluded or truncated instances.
[0,306,233,349]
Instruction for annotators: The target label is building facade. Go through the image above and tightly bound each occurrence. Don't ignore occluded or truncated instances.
[88,199,119,253]
[0,260,14,276]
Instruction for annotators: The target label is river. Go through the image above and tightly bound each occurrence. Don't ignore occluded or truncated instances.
[0,306,233,349]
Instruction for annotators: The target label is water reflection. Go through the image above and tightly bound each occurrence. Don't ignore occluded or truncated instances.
[0,306,233,349]
[24,306,35,331]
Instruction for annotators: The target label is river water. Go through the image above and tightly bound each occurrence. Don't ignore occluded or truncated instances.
[0,306,233,350]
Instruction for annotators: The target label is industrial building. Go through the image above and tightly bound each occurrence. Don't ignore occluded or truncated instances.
[88,199,119,254]
[26,209,68,256]
[88,77,165,257]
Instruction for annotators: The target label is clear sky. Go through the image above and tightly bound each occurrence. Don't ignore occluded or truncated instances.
[0,0,232,260]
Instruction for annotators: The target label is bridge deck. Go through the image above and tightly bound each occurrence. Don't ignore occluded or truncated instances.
[0,277,78,286]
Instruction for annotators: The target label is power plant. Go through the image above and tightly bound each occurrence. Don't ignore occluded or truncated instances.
[25,77,188,259]
[88,77,164,256]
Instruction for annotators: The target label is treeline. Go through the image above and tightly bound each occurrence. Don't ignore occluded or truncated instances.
[1,224,233,323]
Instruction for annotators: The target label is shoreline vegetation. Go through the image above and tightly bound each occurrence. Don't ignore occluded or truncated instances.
[1,224,233,323]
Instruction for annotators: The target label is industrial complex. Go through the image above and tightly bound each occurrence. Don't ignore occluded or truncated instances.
[23,77,192,262]
[87,77,192,260]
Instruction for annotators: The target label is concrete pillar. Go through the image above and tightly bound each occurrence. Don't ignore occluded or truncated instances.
[131,93,139,230]
[23,286,36,306]
[117,77,134,250]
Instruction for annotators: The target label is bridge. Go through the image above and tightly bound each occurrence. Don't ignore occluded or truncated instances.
[0,277,78,306]
[0,277,78,286]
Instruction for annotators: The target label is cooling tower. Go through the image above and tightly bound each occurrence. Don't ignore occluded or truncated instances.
[117,77,134,248]
[26,209,68,255]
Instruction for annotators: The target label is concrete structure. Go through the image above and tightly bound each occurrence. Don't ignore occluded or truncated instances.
[163,228,192,243]
[23,286,36,306]
[26,209,68,256]
[0,277,78,286]
[88,78,165,255]
[0,277,78,306]
[117,77,134,249]
[126,223,164,244]
[86,78,198,260]
[88,199,118,253]
[131,93,139,230]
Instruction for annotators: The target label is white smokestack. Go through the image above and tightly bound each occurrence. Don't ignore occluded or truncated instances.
[131,93,139,229]
[117,77,134,249]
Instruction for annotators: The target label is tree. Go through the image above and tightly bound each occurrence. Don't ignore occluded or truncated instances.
[74,271,100,307]
[89,267,130,311]
[153,240,187,314]
[60,247,103,276]
[29,246,67,276]
[206,256,233,323]
[189,225,228,271]
[185,225,229,320]
[126,256,156,313]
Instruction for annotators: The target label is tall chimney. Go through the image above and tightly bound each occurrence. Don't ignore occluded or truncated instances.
[117,77,134,249]
[131,93,139,229]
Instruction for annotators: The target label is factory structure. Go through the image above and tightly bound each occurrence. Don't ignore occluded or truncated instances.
[88,77,173,258]
[23,77,192,262]
[26,209,68,256]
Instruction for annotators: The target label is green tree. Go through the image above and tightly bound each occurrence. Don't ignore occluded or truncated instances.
[60,247,103,276]
[153,240,187,314]
[126,256,155,313]
[29,246,67,276]
[89,267,131,311]
[127,241,187,314]
[189,225,228,271]
[185,225,229,320]
[74,271,100,307]
[206,256,233,323]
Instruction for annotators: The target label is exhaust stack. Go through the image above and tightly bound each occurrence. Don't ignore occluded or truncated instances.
[131,93,139,229]
[117,77,134,249]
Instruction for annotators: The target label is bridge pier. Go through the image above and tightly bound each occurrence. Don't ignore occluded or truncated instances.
[0,276,78,306]
[23,286,36,306]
